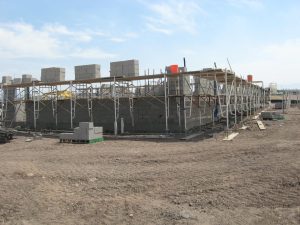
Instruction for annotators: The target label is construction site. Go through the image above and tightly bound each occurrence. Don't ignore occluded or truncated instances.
[0,60,299,225]
[0,60,268,136]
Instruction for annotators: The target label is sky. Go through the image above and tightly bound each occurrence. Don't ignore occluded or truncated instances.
[0,0,299,88]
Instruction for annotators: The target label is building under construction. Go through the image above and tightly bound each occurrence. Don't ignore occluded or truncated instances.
[0,61,268,134]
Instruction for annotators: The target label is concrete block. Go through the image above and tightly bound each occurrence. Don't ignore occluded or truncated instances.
[22,74,32,83]
[2,76,12,84]
[75,64,100,80]
[73,127,80,140]
[79,122,94,129]
[41,67,65,82]
[110,59,139,77]
[59,133,74,140]
[94,127,103,134]
[13,78,22,84]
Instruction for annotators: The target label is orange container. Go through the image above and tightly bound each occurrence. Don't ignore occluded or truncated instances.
[169,65,179,74]
[247,75,253,82]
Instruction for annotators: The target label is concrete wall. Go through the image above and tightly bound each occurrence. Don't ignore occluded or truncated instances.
[21,96,214,133]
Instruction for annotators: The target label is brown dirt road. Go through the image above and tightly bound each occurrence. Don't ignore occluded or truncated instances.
[0,108,299,225]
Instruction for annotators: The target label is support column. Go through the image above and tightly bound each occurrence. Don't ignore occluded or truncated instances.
[70,82,73,130]
[164,74,169,133]
[225,69,229,131]
[234,75,237,125]
[113,77,118,135]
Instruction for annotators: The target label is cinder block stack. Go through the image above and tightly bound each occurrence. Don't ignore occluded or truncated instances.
[110,59,139,77]
[41,67,65,83]
[22,74,32,83]
[2,76,12,85]
[194,77,215,95]
[59,122,104,143]
[13,78,22,84]
[75,64,100,80]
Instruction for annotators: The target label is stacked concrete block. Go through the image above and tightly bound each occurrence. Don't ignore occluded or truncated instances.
[110,59,139,77]
[2,76,12,85]
[167,76,191,96]
[22,74,32,83]
[261,111,284,120]
[13,78,22,84]
[41,67,65,83]
[75,64,101,80]
[59,122,103,143]
[194,77,215,95]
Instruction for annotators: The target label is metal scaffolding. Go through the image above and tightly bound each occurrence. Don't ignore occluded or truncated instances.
[0,69,268,134]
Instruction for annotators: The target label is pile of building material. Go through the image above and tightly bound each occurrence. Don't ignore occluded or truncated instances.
[41,67,65,83]
[13,78,22,84]
[2,76,12,85]
[261,111,284,120]
[59,122,104,144]
[22,74,32,83]
[0,128,14,144]
[75,64,101,80]
[110,59,139,77]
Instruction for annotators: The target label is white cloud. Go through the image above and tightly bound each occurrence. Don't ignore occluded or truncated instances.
[146,23,172,35]
[141,0,204,34]
[109,37,127,43]
[0,22,116,59]
[69,48,116,59]
[108,32,139,43]
[227,0,263,9]
[233,39,300,88]
[0,22,60,58]
[43,23,93,42]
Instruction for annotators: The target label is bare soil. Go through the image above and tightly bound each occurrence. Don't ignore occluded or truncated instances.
[0,108,299,225]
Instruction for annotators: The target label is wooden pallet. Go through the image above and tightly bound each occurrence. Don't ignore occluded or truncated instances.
[60,137,104,144]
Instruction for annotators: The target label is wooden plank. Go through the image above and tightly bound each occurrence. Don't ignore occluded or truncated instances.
[180,132,203,140]
[223,132,239,141]
[253,115,260,120]
[239,125,249,130]
[257,120,266,130]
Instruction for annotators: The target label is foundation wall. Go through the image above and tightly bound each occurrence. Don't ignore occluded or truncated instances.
[21,97,213,133]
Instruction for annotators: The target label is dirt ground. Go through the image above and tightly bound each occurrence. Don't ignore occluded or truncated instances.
[0,108,299,225]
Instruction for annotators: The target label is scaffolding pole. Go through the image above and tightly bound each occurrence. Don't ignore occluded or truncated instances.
[164,74,169,133]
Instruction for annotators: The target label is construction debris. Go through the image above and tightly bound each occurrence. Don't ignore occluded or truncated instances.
[0,128,14,144]
[180,132,203,141]
[261,111,284,120]
[223,132,239,141]
[239,125,249,130]
[257,120,266,130]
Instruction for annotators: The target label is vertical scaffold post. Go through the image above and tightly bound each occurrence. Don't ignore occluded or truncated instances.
[0,84,3,124]
[240,76,243,123]
[164,74,169,133]
[234,75,237,125]
[114,76,118,136]
[33,81,37,130]
[225,69,229,131]
[70,81,73,129]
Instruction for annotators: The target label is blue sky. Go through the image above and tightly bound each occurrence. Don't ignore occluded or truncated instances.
[0,0,299,88]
